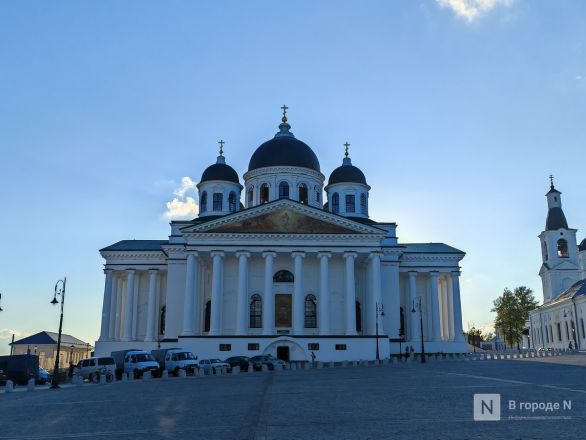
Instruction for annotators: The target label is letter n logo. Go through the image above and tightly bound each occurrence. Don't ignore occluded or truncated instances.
[474,394,501,421]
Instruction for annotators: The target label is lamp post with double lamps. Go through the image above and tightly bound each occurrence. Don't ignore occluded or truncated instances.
[50,278,66,389]
[411,297,426,363]
[375,302,384,361]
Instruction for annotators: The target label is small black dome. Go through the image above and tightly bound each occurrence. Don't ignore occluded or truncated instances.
[579,238,586,252]
[328,158,367,186]
[201,160,239,184]
[546,207,568,230]
[248,121,320,173]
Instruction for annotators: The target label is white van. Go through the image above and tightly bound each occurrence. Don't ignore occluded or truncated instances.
[75,357,116,381]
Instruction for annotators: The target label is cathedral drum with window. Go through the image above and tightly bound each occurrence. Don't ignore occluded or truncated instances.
[95,110,468,361]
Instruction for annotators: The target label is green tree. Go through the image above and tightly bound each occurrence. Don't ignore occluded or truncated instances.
[491,286,538,349]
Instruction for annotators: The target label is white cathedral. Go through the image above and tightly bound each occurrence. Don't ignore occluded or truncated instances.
[528,181,586,350]
[95,110,468,361]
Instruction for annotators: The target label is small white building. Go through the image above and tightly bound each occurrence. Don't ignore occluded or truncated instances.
[94,111,468,361]
[528,181,586,350]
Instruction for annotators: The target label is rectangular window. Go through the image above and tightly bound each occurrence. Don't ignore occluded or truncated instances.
[335,344,347,351]
[219,344,231,352]
[308,343,319,351]
[248,343,260,351]
[345,194,355,213]
[213,193,223,211]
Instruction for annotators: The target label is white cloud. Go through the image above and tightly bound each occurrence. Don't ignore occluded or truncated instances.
[436,0,514,22]
[163,177,199,220]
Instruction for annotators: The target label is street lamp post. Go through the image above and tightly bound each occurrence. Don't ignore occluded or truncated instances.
[50,277,66,389]
[375,302,384,361]
[412,297,425,363]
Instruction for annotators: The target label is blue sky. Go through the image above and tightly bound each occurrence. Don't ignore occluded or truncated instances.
[1,1,585,353]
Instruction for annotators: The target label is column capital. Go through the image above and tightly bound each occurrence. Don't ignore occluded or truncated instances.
[236,250,251,258]
[368,252,382,261]
[292,251,306,259]
[262,251,277,258]
[126,268,136,274]
[429,270,439,278]
[104,269,114,275]
[343,251,358,259]
[185,250,199,257]
[149,268,159,274]
[210,250,225,258]
[317,251,332,259]
[408,270,418,278]
[451,270,461,277]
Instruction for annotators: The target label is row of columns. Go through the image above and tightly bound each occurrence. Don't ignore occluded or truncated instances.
[407,270,465,343]
[99,268,160,342]
[179,250,371,337]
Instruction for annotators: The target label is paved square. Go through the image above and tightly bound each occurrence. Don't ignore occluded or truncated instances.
[1,355,584,439]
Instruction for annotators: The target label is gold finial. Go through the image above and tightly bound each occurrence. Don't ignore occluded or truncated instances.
[549,174,554,189]
[218,139,225,156]
[344,142,350,158]
[281,104,288,123]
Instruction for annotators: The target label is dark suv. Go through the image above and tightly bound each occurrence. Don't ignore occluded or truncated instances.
[225,356,250,370]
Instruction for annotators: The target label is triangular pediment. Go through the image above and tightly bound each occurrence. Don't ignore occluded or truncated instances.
[182,200,386,235]
[550,260,580,271]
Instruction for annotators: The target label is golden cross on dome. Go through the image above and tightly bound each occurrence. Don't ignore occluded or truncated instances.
[281,104,289,122]
[218,139,225,156]
[344,142,350,158]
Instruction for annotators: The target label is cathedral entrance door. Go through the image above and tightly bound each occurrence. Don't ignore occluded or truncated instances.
[275,294,292,328]
[276,346,290,361]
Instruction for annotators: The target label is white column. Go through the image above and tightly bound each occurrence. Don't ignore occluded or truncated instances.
[369,252,383,335]
[440,277,449,340]
[108,273,118,339]
[292,251,305,334]
[122,269,135,342]
[235,251,250,335]
[451,271,466,343]
[318,252,331,335]
[262,251,276,334]
[209,251,224,336]
[99,269,113,341]
[447,275,455,340]
[181,253,198,336]
[430,271,442,342]
[408,271,419,342]
[115,278,123,340]
[145,269,158,341]
[344,252,357,336]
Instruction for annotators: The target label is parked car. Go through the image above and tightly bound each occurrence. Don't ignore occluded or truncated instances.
[152,348,199,376]
[197,359,231,374]
[111,350,160,379]
[0,354,39,385]
[74,357,116,382]
[250,355,286,371]
[37,367,51,385]
[224,356,250,371]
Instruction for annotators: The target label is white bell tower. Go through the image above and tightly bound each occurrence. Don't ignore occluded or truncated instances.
[538,177,580,303]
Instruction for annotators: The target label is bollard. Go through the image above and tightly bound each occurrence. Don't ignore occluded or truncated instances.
[232,366,240,375]
[162,370,169,380]
[100,373,107,384]
[27,378,35,391]
[198,367,206,377]
[143,371,152,381]
[178,369,187,378]
[121,372,127,382]
[328,362,335,368]
[382,358,389,365]
[316,362,323,369]
[5,380,14,393]
[291,363,297,371]
[261,364,269,372]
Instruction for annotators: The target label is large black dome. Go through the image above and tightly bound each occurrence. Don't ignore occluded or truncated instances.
[579,238,586,252]
[201,161,239,184]
[328,162,367,185]
[248,121,320,173]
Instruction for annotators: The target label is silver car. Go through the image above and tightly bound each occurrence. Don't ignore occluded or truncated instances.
[197,359,231,374]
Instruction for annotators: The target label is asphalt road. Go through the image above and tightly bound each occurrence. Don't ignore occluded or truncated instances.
[0,355,584,440]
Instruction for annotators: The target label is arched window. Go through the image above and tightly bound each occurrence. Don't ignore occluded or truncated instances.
[304,294,317,328]
[360,193,367,215]
[331,193,339,214]
[298,183,308,204]
[278,181,290,199]
[260,183,269,204]
[355,300,362,332]
[315,186,320,203]
[213,193,223,211]
[247,186,254,205]
[249,294,262,328]
[558,239,569,257]
[273,270,294,283]
[200,192,207,213]
[345,194,355,213]
[228,191,237,212]
[204,301,211,332]
[159,305,166,335]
